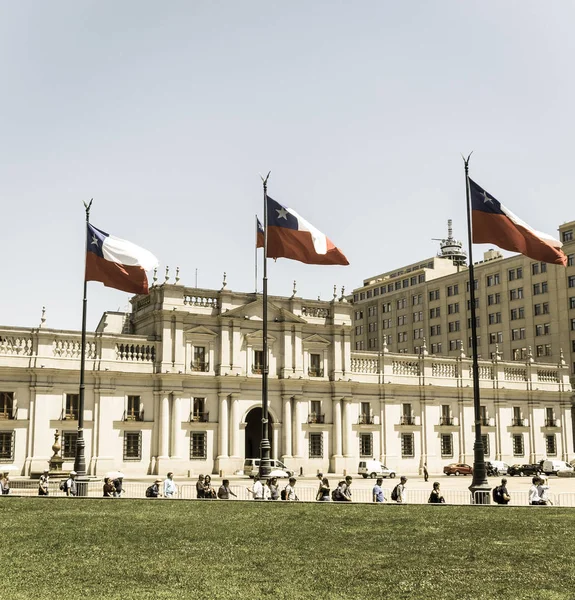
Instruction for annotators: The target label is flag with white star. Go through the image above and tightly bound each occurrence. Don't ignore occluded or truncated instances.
[85,223,159,294]
[470,178,566,266]
[266,196,349,266]
[256,216,264,249]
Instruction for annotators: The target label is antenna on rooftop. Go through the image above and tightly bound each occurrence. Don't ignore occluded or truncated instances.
[432,219,467,266]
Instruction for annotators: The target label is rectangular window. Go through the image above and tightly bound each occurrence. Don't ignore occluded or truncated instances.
[448,303,459,314]
[532,263,539,275]
[62,431,78,459]
[563,230,573,242]
[448,321,460,332]
[397,332,408,343]
[413,328,423,339]
[309,432,323,458]
[65,394,79,420]
[429,289,440,301]
[355,341,364,350]
[467,317,481,328]
[430,325,441,337]
[413,311,423,322]
[0,431,14,461]
[360,433,373,458]
[569,276,575,289]
[449,340,458,351]
[513,434,524,457]
[430,343,442,354]
[191,398,207,422]
[382,302,392,313]
[489,332,503,344]
[253,350,264,374]
[403,279,409,288]
[355,325,363,335]
[397,315,406,326]
[382,318,392,329]
[546,434,557,456]
[570,297,575,309]
[126,395,142,421]
[447,284,459,297]
[533,283,541,295]
[310,400,321,419]
[401,433,414,457]
[190,432,207,459]
[466,280,478,292]
[482,434,490,456]
[192,346,208,371]
[123,431,142,461]
[430,307,440,318]
[410,276,417,286]
[0,392,14,419]
[441,434,453,457]
[309,353,323,377]
[368,322,377,332]
[366,290,372,299]
[396,299,407,309]
[412,294,422,306]
[542,281,548,293]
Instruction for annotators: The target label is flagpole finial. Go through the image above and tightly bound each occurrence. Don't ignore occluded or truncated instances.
[175,267,180,285]
[461,151,473,170]
[165,266,170,284]
[83,198,93,221]
[259,171,271,185]
[152,267,158,286]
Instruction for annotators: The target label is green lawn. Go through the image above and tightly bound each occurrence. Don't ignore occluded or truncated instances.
[1,498,574,599]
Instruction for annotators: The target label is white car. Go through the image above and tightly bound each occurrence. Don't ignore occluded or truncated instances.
[358,460,396,479]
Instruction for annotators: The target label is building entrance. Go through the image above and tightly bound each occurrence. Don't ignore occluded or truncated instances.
[244,407,273,458]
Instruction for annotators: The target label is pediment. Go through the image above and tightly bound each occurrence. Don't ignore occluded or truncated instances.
[302,334,331,347]
[244,329,277,344]
[184,325,218,338]
[222,298,305,324]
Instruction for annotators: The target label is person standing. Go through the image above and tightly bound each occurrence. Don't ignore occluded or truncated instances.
[248,475,264,500]
[164,472,177,498]
[65,471,78,497]
[394,476,408,503]
[316,472,324,499]
[529,477,544,506]
[217,479,237,500]
[38,469,50,496]
[267,477,280,500]
[537,476,552,506]
[1,473,10,495]
[372,478,386,503]
[284,477,299,501]
[103,477,115,497]
[195,475,205,499]
[340,476,353,501]
[113,476,123,498]
[428,481,445,504]
[423,463,429,483]
[316,477,330,501]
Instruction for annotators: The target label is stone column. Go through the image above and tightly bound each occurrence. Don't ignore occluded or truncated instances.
[230,394,240,458]
[171,395,182,458]
[293,395,303,458]
[158,392,170,459]
[282,395,292,458]
[332,397,342,457]
[272,425,280,460]
[218,393,229,458]
[342,397,353,457]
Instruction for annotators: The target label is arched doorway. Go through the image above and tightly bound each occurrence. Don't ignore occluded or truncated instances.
[245,407,273,459]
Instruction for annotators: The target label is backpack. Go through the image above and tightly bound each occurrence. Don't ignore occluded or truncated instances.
[331,489,339,501]
[59,480,68,492]
[145,485,155,498]
[391,484,400,501]
[280,488,287,501]
[492,486,503,504]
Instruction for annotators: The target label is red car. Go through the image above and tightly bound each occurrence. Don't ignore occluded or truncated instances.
[443,463,473,476]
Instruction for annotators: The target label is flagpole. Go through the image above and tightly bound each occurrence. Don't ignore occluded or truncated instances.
[74,198,92,493]
[259,172,272,478]
[255,215,258,294]
[463,154,490,503]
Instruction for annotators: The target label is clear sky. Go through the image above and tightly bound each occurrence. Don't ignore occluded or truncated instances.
[2,1,574,331]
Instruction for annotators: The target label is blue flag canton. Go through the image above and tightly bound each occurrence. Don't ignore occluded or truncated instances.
[87,223,108,258]
[257,218,264,234]
[267,196,298,230]
[469,178,504,215]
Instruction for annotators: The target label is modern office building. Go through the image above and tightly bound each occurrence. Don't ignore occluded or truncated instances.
[0,278,572,477]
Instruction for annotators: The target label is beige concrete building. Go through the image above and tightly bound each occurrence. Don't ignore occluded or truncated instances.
[352,220,575,379]
[0,280,572,478]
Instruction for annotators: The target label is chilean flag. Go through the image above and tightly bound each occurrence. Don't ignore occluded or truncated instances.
[266,196,349,266]
[470,179,567,266]
[85,223,159,294]
[256,216,264,249]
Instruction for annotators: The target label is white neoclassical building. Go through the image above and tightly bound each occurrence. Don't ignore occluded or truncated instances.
[0,282,573,478]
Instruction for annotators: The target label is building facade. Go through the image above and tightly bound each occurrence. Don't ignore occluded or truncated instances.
[0,282,572,478]
[352,220,575,378]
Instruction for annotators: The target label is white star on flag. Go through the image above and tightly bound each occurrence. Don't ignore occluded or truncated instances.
[276,207,288,220]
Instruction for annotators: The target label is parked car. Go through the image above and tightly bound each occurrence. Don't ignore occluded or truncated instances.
[443,463,473,476]
[541,460,574,476]
[487,460,509,476]
[243,459,294,478]
[508,463,542,477]
[358,460,396,479]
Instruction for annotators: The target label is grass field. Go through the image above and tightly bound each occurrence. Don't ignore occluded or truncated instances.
[1,498,575,600]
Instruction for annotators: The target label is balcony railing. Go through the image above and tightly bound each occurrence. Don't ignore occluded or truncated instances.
[512,418,525,427]
[0,410,15,420]
[307,414,325,424]
[308,368,324,378]
[400,415,415,425]
[251,365,263,374]
[60,409,78,421]
[439,417,454,426]
[480,417,492,426]
[123,409,145,422]
[190,412,209,423]
[191,361,209,372]
[545,418,558,427]
[358,415,375,425]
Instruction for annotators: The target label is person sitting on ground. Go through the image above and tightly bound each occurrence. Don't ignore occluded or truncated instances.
[267,477,280,501]
[529,476,544,505]
[428,481,445,504]
[332,480,347,502]
[247,474,264,500]
[113,476,123,498]
[203,474,216,499]
[147,478,162,498]
[284,477,299,501]
[217,479,237,500]
[373,478,386,503]
[195,474,205,499]
[339,476,353,501]
[38,469,50,496]
[317,477,330,501]
[1,473,10,495]
[103,477,115,497]
[316,472,324,499]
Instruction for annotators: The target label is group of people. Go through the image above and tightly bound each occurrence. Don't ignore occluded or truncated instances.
[0,472,11,495]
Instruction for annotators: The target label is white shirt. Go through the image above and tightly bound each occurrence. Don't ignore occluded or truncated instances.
[251,480,264,499]
[285,484,297,501]
[529,485,541,504]
[537,484,550,503]
[397,483,407,503]
[164,478,177,497]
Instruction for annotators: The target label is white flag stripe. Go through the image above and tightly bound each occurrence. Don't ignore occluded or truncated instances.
[287,207,328,255]
[102,234,159,271]
[501,204,563,249]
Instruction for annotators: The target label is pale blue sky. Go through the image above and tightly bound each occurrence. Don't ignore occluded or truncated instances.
[2,1,574,330]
